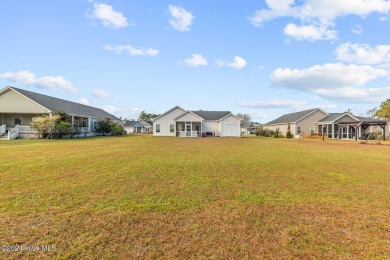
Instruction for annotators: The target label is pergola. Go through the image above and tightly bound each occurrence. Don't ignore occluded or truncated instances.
[337,119,387,141]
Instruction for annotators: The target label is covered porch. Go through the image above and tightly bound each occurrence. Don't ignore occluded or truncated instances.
[176,121,202,137]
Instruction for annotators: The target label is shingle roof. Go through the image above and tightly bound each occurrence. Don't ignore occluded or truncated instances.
[191,110,231,120]
[265,108,319,125]
[317,113,346,122]
[10,87,121,121]
[241,122,257,128]
[124,120,136,127]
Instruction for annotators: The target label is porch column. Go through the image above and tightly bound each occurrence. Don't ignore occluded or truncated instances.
[200,121,202,137]
[88,118,91,132]
[332,124,335,139]
[72,115,74,126]
[347,126,349,139]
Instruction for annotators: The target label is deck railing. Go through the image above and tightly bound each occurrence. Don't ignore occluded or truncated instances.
[18,126,34,133]
[178,131,199,137]
[8,125,19,140]
[0,124,6,136]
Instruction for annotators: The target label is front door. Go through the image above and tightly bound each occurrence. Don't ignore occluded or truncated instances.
[186,124,191,137]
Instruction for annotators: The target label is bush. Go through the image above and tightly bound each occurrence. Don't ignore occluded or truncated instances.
[286,130,294,138]
[96,118,113,136]
[111,123,125,136]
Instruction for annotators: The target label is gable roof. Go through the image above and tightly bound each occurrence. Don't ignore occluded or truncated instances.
[123,120,136,127]
[265,108,325,125]
[153,105,186,121]
[5,86,121,121]
[241,122,258,128]
[318,113,359,123]
[191,110,231,120]
[174,110,205,121]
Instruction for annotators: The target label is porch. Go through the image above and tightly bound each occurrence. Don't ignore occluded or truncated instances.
[176,121,202,137]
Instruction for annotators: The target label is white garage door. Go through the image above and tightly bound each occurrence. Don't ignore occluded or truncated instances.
[226,124,238,137]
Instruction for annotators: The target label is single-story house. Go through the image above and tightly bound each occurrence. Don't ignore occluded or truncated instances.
[264,108,388,140]
[152,105,241,137]
[317,113,387,140]
[124,120,153,133]
[0,86,121,140]
[241,122,261,134]
[263,108,328,138]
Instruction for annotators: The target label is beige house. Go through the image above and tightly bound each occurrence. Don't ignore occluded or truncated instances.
[0,86,121,140]
[264,108,388,140]
[263,108,328,137]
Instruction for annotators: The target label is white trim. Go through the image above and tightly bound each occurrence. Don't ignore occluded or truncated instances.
[218,113,242,121]
[296,108,328,123]
[153,105,186,121]
[174,110,204,121]
[2,87,52,113]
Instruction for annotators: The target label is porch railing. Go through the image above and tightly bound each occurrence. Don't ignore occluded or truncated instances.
[18,126,34,133]
[178,131,199,137]
[8,125,20,140]
[0,124,6,136]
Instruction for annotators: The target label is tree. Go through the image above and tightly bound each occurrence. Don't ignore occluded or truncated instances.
[111,123,125,136]
[52,110,73,138]
[237,113,252,126]
[138,111,160,121]
[366,107,377,119]
[96,118,113,135]
[375,99,390,120]
[286,122,293,138]
[344,108,353,115]
[30,115,60,139]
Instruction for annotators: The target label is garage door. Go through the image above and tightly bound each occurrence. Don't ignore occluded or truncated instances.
[226,124,238,137]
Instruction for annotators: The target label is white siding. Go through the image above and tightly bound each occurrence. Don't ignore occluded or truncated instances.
[203,121,219,134]
[153,107,186,136]
[0,89,49,113]
[220,115,240,137]
[175,112,202,122]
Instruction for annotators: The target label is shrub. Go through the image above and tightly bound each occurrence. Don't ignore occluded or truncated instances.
[111,123,125,136]
[96,118,113,136]
[274,128,280,138]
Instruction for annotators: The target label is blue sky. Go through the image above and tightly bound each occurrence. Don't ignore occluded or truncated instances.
[1,0,390,122]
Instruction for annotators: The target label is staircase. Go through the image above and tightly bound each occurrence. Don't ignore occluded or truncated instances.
[0,132,8,140]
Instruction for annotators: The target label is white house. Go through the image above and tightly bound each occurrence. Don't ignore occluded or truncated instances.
[152,106,241,137]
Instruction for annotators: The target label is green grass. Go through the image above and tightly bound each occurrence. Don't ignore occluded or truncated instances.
[0,135,389,258]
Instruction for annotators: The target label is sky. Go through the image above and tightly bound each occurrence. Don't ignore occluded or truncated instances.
[1,0,390,123]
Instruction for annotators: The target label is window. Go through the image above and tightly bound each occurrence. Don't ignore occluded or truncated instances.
[93,121,97,130]
[170,124,174,133]
[14,118,22,126]
[296,126,302,135]
[310,126,315,135]
[156,124,160,133]
[181,124,185,131]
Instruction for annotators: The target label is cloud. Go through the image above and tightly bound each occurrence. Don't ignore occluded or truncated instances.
[102,105,120,114]
[336,42,390,65]
[315,87,390,102]
[93,89,112,98]
[104,45,159,56]
[216,56,247,69]
[88,3,128,29]
[168,5,195,32]
[351,25,363,34]
[76,97,90,105]
[239,99,307,110]
[271,63,387,90]
[250,0,390,41]
[0,70,78,93]
[270,63,390,102]
[283,23,337,41]
[183,54,208,67]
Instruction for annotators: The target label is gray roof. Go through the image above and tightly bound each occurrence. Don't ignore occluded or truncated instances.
[10,87,121,121]
[124,120,136,127]
[318,113,347,123]
[241,122,258,128]
[191,110,231,120]
[265,108,319,125]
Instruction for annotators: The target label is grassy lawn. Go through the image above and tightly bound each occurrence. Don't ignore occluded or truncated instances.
[0,135,389,258]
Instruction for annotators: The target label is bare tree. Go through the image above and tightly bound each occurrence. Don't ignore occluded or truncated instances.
[237,113,251,126]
